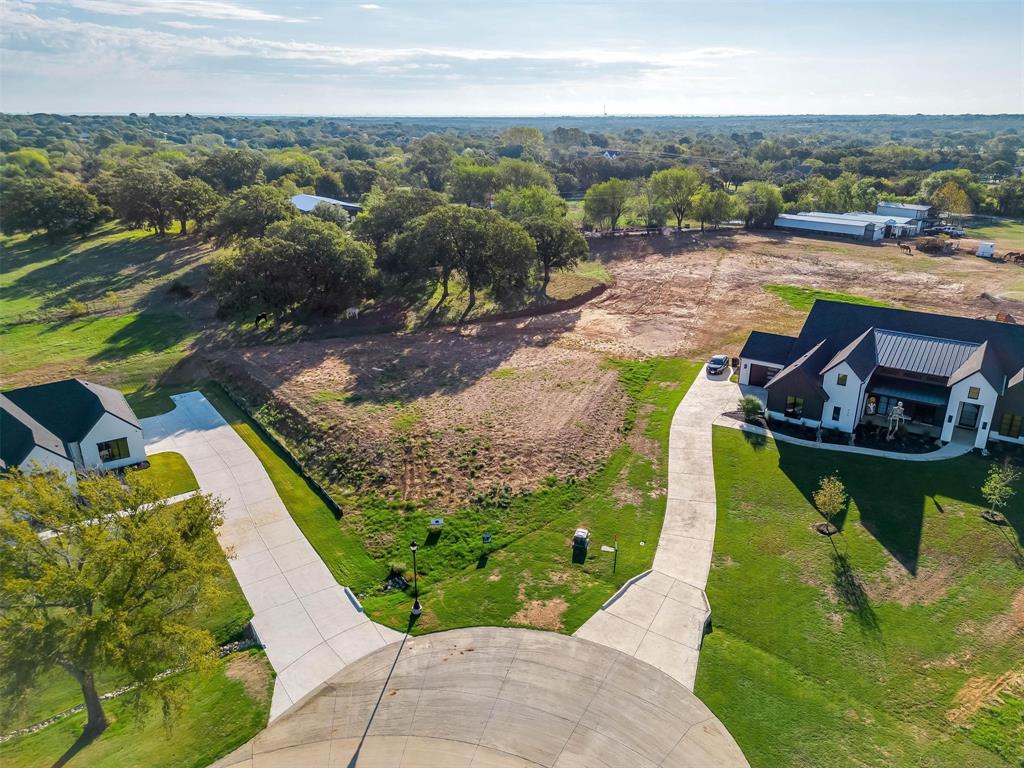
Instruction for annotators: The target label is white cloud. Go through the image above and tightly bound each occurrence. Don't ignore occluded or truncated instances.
[48,0,305,22]
[358,3,381,9]
[159,20,212,29]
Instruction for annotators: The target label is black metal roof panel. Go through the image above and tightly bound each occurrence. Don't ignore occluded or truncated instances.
[872,329,980,378]
[739,331,796,366]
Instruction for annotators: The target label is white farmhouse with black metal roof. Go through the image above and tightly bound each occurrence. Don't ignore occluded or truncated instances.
[0,379,146,484]
[739,301,1024,450]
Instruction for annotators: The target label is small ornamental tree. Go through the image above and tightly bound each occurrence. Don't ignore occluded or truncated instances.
[813,473,847,547]
[0,470,226,738]
[739,394,764,422]
[981,460,1020,522]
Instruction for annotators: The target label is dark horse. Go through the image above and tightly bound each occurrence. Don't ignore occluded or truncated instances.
[254,312,269,328]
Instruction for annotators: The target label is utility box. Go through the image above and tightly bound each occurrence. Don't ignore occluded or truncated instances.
[976,242,996,258]
[572,528,590,550]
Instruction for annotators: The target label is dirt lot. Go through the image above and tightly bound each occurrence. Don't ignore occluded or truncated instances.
[226,228,1024,504]
[226,326,629,505]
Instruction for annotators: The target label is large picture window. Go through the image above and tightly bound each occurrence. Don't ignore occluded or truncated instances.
[999,413,1022,439]
[97,437,130,462]
[785,396,804,417]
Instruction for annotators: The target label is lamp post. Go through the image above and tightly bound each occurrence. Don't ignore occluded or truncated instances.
[409,540,421,616]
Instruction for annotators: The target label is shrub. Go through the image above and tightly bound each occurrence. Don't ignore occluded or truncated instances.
[739,394,764,421]
[64,298,88,317]
[168,279,194,299]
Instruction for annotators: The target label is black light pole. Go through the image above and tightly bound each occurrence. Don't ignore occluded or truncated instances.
[410,540,421,616]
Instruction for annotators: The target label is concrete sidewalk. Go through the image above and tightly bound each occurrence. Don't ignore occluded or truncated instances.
[142,392,403,721]
[576,370,739,689]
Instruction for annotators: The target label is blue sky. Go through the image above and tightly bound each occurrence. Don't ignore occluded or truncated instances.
[1,0,1021,115]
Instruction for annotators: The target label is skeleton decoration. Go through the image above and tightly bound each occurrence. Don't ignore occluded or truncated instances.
[886,400,906,441]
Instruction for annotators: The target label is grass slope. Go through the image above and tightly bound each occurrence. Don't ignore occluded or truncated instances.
[966,217,1024,251]
[764,284,893,312]
[696,427,1024,768]
[0,651,272,768]
[215,359,698,634]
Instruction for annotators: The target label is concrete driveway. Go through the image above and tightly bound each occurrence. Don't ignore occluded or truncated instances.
[211,627,750,768]
[575,369,739,689]
[143,392,403,721]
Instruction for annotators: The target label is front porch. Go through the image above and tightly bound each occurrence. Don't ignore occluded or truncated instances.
[858,376,950,442]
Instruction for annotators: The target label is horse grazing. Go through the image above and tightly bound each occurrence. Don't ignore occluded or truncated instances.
[254,312,269,328]
[898,243,913,255]
[344,306,360,320]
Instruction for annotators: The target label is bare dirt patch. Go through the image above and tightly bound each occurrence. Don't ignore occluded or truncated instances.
[225,652,273,704]
[981,588,1024,643]
[511,598,568,631]
[864,558,958,607]
[221,328,629,507]
[947,668,1024,724]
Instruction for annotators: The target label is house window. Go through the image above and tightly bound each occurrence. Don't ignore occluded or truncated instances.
[1000,413,1023,439]
[967,386,980,400]
[785,396,804,417]
[837,374,848,387]
[832,406,842,421]
[97,437,130,462]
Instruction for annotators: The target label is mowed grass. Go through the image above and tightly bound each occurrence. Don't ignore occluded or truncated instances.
[140,451,198,497]
[0,650,272,768]
[966,217,1024,251]
[764,284,894,312]
[695,427,1024,768]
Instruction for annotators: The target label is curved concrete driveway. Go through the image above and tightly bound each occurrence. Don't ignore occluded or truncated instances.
[143,392,403,721]
[576,370,739,689]
[210,627,749,768]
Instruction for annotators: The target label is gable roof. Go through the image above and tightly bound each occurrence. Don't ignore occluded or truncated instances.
[0,394,68,469]
[739,331,796,366]
[766,339,830,398]
[787,301,1024,390]
[290,193,362,214]
[2,379,140,446]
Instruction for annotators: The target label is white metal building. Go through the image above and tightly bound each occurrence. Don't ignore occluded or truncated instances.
[876,201,932,221]
[290,194,362,216]
[801,210,923,237]
[773,213,881,241]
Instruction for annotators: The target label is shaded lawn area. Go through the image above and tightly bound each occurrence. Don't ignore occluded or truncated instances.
[3,496,253,733]
[0,225,212,321]
[206,360,698,634]
[138,451,198,497]
[764,283,894,312]
[0,650,273,768]
[0,312,194,392]
[696,427,1024,768]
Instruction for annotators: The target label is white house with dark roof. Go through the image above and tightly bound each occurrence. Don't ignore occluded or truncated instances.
[0,379,145,483]
[739,301,1024,450]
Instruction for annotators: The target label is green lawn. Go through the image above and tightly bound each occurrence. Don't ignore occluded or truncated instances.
[0,650,272,768]
[696,427,1024,768]
[211,360,699,634]
[137,452,198,497]
[966,217,1024,251]
[0,225,210,322]
[764,284,894,312]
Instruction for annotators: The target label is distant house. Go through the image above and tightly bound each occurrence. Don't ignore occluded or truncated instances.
[875,201,932,221]
[0,379,145,483]
[290,194,362,217]
[738,301,1024,449]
